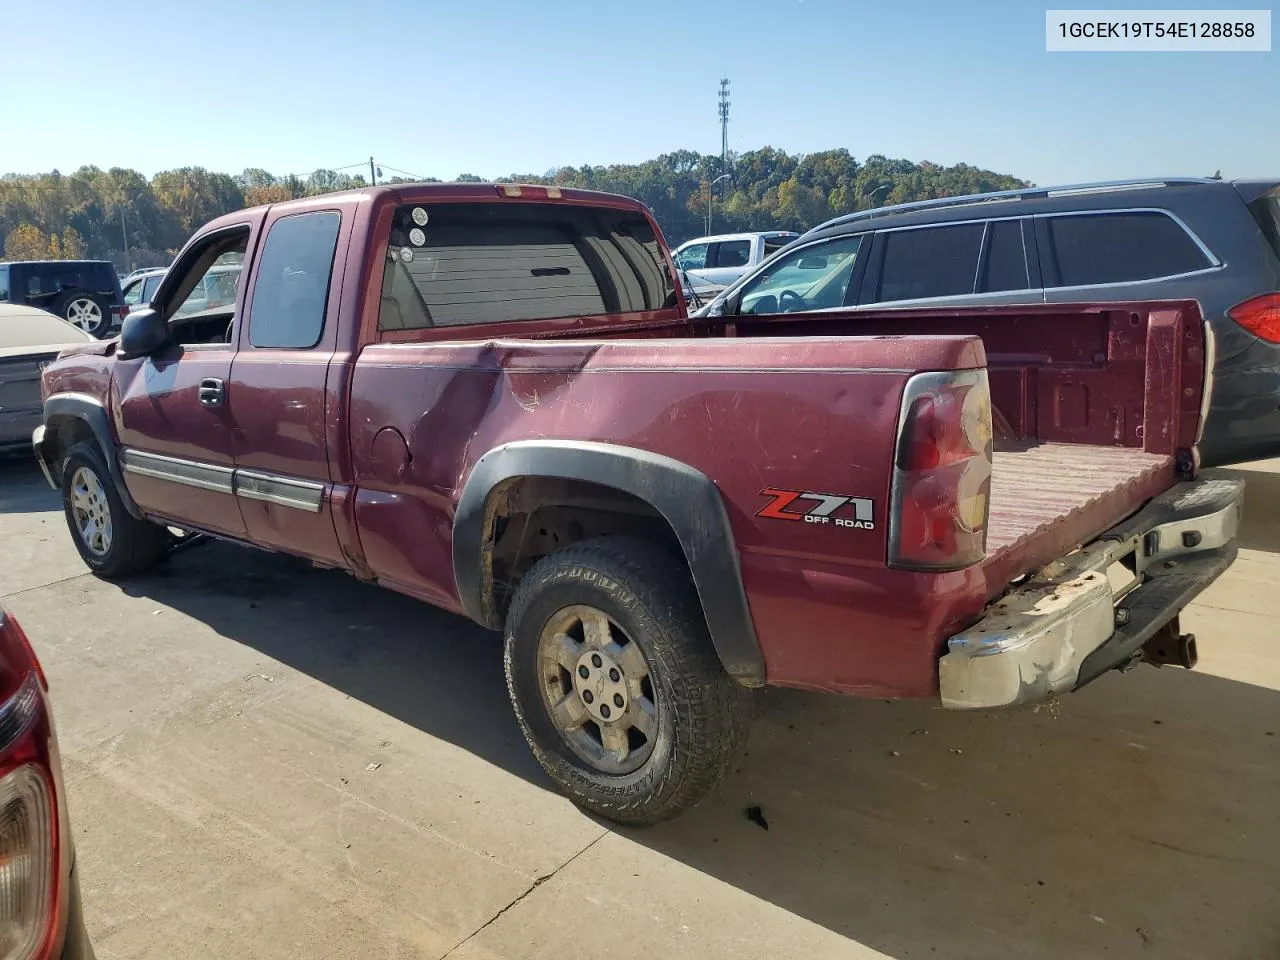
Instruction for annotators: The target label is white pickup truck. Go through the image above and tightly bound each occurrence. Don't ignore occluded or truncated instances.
[672,231,798,300]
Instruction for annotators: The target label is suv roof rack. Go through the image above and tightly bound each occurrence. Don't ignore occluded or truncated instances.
[817,177,1218,231]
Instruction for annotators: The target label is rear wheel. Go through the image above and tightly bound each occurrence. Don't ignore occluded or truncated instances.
[61,442,170,577]
[57,290,108,336]
[504,536,750,825]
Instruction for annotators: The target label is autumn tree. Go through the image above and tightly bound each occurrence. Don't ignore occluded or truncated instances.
[3,223,48,260]
[2,148,1029,262]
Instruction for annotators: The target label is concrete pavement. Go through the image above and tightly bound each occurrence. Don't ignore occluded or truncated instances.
[1,456,1277,959]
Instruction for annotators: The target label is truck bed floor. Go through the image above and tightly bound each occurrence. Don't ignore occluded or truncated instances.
[984,443,1174,590]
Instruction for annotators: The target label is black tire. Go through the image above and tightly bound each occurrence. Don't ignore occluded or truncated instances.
[504,536,751,825]
[55,289,110,337]
[61,442,170,577]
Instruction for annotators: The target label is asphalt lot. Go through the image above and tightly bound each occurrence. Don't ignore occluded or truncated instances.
[1,457,1278,960]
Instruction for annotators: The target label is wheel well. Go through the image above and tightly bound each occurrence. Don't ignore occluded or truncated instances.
[44,415,97,484]
[480,477,686,623]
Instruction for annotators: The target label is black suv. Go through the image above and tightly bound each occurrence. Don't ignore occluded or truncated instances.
[696,178,1280,467]
[0,259,126,338]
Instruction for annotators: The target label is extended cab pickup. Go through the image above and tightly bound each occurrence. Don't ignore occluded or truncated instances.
[33,184,1242,824]
[672,231,798,300]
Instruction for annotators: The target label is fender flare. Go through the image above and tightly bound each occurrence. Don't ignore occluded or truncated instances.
[453,439,765,686]
[41,392,143,518]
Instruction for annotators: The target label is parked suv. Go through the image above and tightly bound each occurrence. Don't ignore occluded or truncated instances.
[694,178,1280,467]
[0,260,126,338]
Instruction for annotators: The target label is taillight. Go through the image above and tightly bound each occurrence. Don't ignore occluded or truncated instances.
[889,369,993,570]
[1228,292,1280,343]
[0,611,59,960]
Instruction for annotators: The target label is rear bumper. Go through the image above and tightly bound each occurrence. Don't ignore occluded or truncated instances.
[939,477,1243,710]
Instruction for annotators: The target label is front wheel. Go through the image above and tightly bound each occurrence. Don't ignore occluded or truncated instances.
[504,536,750,825]
[61,442,170,577]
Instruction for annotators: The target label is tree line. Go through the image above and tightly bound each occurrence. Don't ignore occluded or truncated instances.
[1,149,1028,269]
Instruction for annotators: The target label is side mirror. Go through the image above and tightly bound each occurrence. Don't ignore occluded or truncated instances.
[119,308,171,358]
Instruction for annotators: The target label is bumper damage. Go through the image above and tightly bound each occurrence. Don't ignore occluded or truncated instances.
[939,477,1243,710]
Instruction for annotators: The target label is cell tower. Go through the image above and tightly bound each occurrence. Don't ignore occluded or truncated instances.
[718,78,731,172]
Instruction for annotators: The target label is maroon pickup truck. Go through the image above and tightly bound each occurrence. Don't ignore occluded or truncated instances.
[33,184,1243,824]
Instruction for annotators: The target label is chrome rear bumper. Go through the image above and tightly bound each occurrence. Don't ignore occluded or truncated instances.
[939,478,1243,710]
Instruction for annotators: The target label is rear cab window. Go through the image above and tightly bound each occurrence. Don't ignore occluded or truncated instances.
[377,202,674,332]
[1037,211,1212,287]
[762,235,795,258]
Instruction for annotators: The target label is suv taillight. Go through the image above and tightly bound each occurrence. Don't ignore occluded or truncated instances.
[889,369,993,570]
[0,611,59,960]
[1227,292,1280,343]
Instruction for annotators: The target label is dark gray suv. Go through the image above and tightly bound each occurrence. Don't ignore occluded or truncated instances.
[695,178,1280,467]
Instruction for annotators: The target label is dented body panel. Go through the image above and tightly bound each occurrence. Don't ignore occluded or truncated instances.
[36,184,1234,703]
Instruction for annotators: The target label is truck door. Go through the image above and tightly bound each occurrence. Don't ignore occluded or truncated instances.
[114,218,263,537]
[229,200,352,565]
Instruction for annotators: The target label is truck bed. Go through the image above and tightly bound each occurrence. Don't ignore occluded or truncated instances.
[984,442,1174,591]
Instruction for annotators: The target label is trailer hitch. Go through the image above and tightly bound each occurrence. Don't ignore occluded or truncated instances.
[1140,618,1198,670]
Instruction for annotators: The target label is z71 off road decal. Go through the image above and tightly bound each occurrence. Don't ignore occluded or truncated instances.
[756,488,875,530]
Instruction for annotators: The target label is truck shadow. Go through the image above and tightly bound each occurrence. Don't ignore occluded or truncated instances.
[118,540,1280,960]
[0,456,59,515]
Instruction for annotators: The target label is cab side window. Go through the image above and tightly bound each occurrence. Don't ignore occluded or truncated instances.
[712,239,751,268]
[248,211,341,349]
[675,243,710,270]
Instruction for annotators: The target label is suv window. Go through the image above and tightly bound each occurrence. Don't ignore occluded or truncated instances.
[377,202,673,330]
[1247,194,1280,262]
[980,220,1030,293]
[0,265,8,301]
[249,211,341,348]
[675,243,709,271]
[712,239,751,268]
[737,234,863,315]
[143,274,165,301]
[122,277,145,306]
[1041,212,1210,287]
[875,223,985,303]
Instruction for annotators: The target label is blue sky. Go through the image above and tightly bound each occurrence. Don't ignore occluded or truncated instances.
[2,0,1275,186]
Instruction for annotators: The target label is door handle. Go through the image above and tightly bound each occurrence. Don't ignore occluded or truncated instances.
[198,378,225,407]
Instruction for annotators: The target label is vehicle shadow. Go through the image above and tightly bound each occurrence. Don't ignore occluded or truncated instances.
[0,456,59,515]
[117,539,1280,959]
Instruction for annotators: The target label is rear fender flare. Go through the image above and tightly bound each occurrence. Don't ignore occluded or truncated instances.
[42,392,143,518]
[453,439,765,686]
